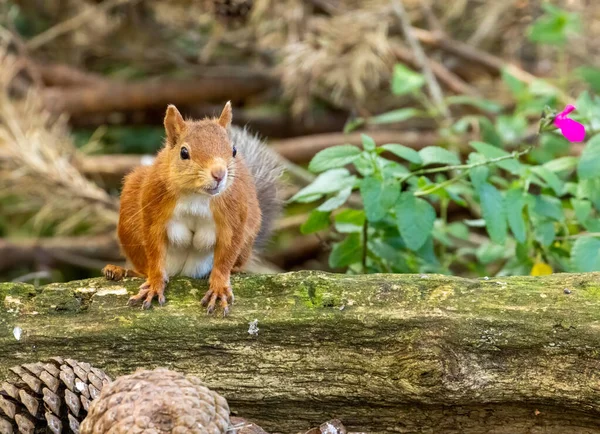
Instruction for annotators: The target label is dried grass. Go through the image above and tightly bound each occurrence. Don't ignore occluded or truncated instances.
[11,0,600,114]
[278,7,396,115]
[0,46,118,236]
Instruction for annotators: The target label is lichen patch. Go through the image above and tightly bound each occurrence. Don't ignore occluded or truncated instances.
[95,287,128,296]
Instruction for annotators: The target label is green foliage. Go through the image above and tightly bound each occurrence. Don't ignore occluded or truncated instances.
[527,3,581,45]
[391,64,425,96]
[301,211,331,234]
[291,67,600,276]
[478,183,507,245]
[577,67,600,93]
[395,193,436,251]
[290,5,600,277]
[308,145,362,173]
[571,237,600,271]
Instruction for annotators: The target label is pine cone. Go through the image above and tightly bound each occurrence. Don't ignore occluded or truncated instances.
[80,368,231,434]
[0,357,112,434]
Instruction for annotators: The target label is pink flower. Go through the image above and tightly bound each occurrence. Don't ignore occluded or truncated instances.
[554,104,585,143]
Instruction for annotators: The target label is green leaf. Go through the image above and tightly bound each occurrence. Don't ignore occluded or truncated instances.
[496,115,527,144]
[577,67,600,93]
[395,193,436,251]
[478,183,507,245]
[505,188,527,243]
[418,146,460,166]
[478,117,503,147]
[529,79,558,97]
[530,166,564,196]
[543,156,577,173]
[575,91,600,132]
[535,133,571,163]
[343,118,366,133]
[445,95,503,113]
[571,236,600,272]
[329,233,363,268]
[317,187,352,212]
[532,194,564,221]
[534,220,555,247]
[527,4,581,45]
[452,115,479,134]
[577,134,600,180]
[381,144,423,164]
[501,68,527,98]
[369,239,405,265]
[577,177,600,211]
[381,160,410,178]
[300,210,331,234]
[447,222,470,240]
[308,145,362,173]
[361,134,376,152]
[334,209,365,233]
[290,169,356,203]
[360,177,400,222]
[476,242,507,265]
[369,108,422,125]
[391,64,425,96]
[583,219,600,233]
[415,235,440,268]
[572,198,592,224]
[467,152,489,191]
[469,141,522,174]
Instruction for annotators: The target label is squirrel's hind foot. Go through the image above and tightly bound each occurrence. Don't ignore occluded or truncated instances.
[128,279,166,309]
[201,286,234,317]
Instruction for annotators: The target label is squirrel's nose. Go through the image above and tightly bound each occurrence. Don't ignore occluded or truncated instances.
[211,167,227,183]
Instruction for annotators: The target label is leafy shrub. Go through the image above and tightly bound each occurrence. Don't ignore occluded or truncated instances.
[290,6,600,277]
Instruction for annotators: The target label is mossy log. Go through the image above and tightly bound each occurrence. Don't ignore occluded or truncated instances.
[2,271,600,433]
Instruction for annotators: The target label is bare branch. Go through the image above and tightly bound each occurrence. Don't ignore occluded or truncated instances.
[391,0,449,117]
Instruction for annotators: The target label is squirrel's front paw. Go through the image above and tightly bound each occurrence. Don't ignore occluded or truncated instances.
[201,286,234,316]
[128,279,166,309]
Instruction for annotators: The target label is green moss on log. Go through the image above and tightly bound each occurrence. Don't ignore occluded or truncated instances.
[2,271,600,433]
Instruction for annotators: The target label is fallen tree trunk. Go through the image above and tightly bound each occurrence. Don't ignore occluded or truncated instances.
[42,74,274,115]
[70,130,443,185]
[2,272,600,433]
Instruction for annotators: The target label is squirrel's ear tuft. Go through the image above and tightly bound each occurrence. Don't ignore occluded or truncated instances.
[164,104,186,147]
[217,101,232,129]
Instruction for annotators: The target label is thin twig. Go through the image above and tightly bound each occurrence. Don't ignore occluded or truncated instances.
[391,44,479,97]
[403,146,534,183]
[411,27,572,104]
[391,0,449,117]
[413,170,468,197]
[26,0,140,50]
[556,232,600,240]
[418,0,444,34]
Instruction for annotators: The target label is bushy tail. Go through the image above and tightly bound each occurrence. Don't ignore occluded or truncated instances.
[229,126,284,251]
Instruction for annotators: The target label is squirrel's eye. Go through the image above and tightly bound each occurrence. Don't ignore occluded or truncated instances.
[180,147,190,160]
[232,146,237,158]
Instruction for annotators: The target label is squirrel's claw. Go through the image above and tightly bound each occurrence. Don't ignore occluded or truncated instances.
[201,286,234,316]
[102,264,126,281]
[128,280,166,309]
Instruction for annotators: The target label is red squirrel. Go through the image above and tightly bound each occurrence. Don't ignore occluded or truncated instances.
[102,102,282,315]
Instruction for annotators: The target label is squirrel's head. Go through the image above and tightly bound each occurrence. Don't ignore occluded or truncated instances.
[163,102,236,197]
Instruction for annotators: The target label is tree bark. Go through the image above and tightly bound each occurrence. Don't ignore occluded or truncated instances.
[2,272,600,433]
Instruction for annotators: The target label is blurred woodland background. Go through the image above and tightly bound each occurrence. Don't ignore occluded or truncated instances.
[1,0,600,285]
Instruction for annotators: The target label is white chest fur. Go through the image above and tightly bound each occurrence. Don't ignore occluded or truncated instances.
[165,194,217,278]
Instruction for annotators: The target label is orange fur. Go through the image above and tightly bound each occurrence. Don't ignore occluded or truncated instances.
[105,102,262,314]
